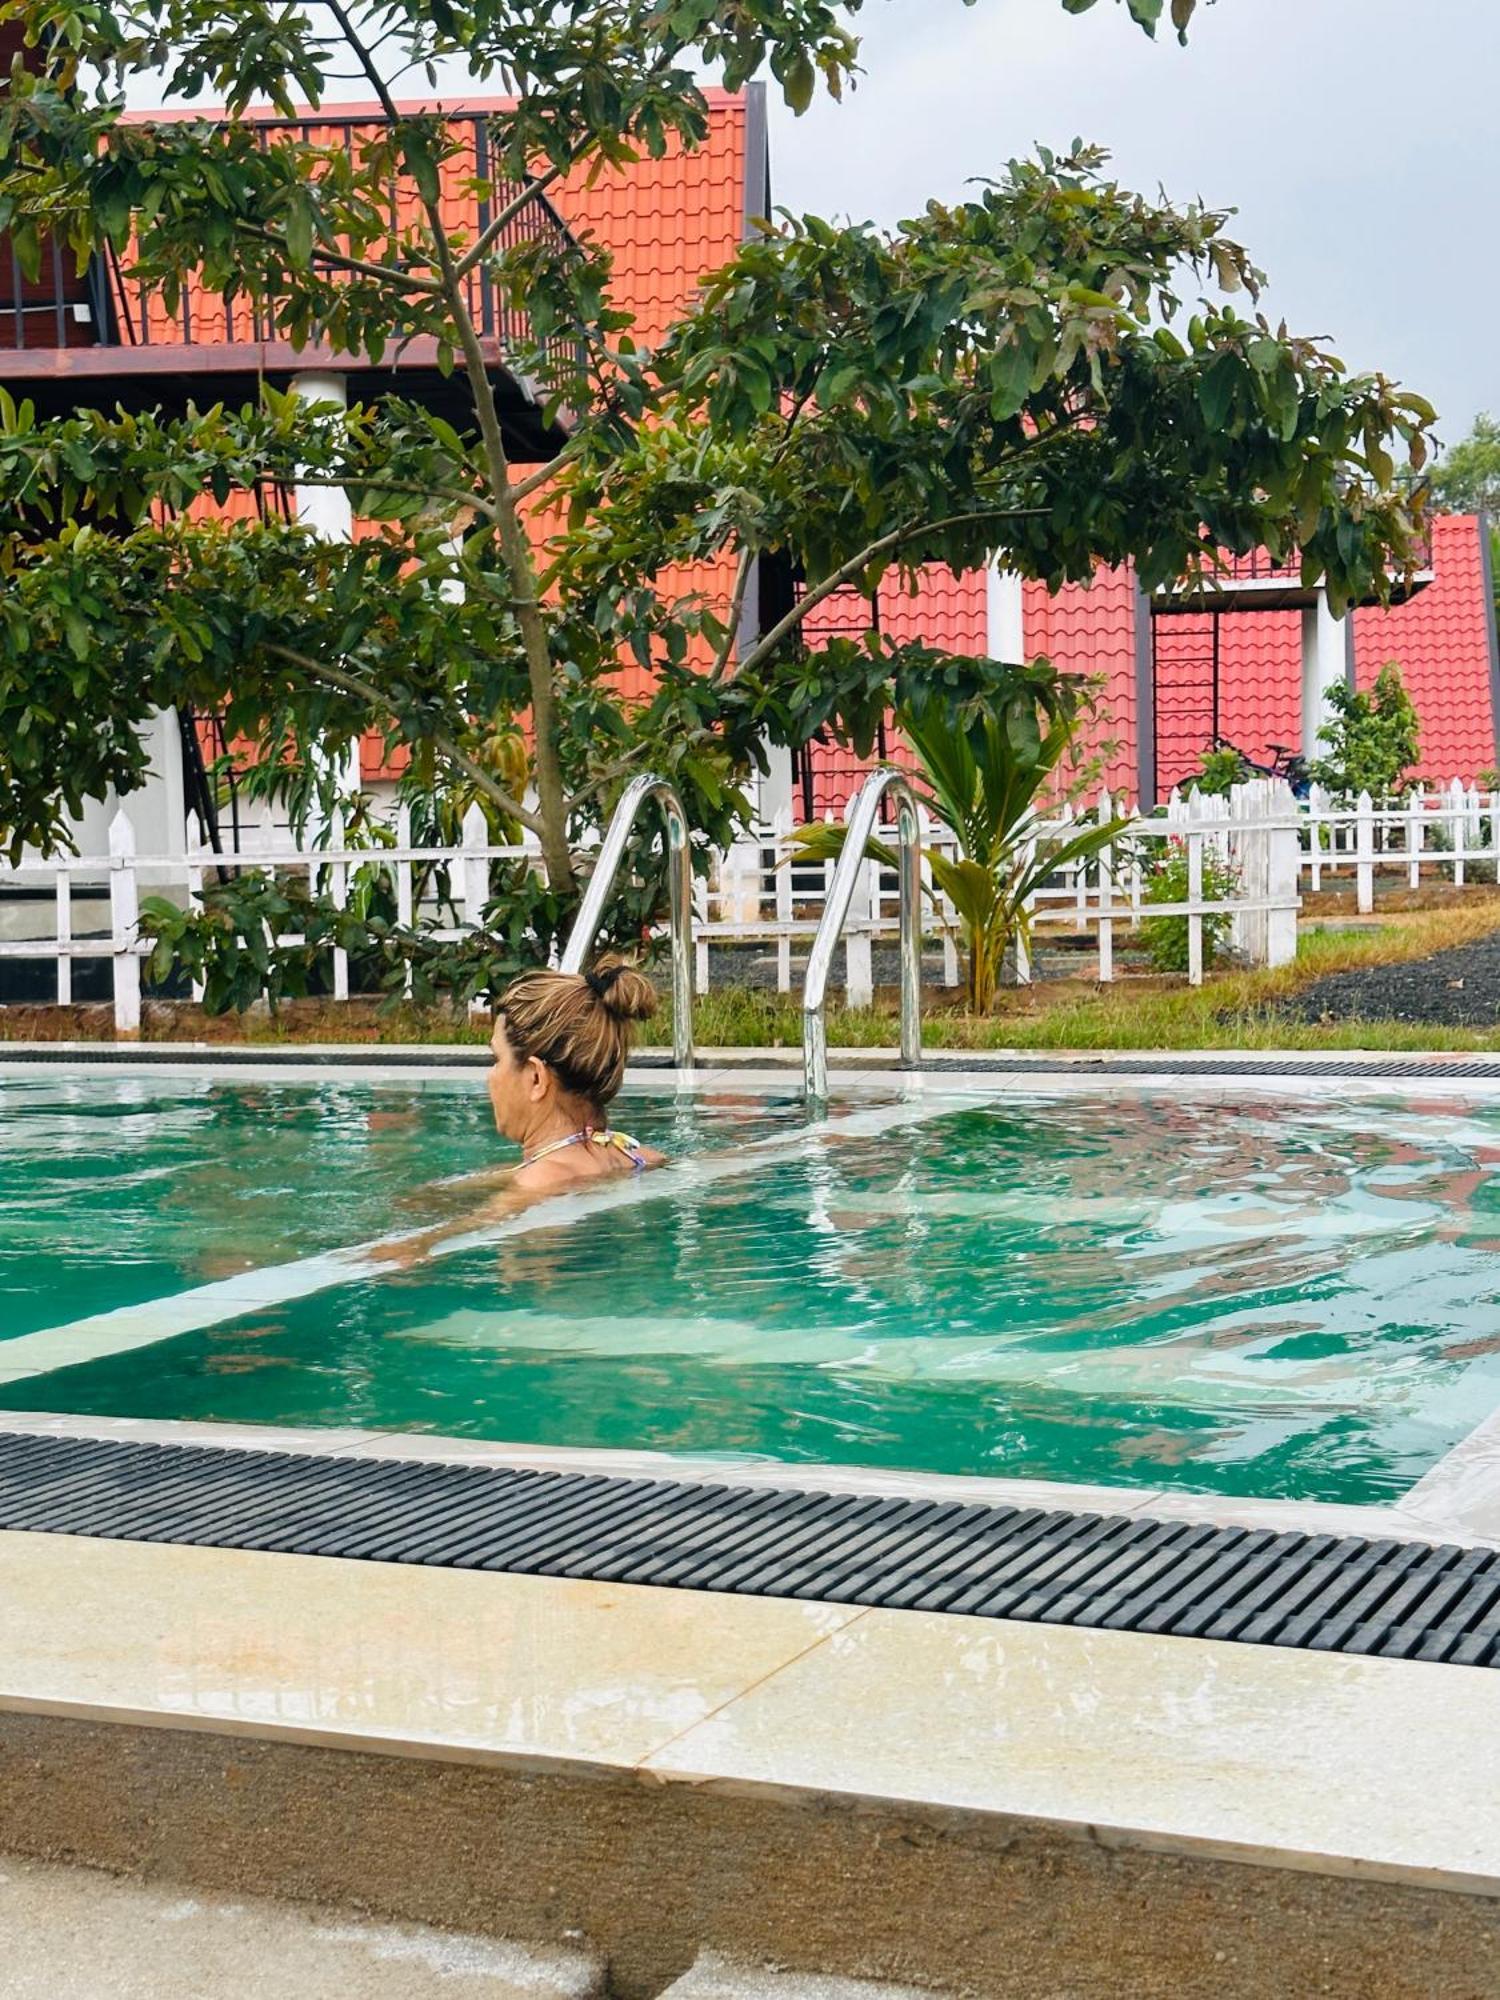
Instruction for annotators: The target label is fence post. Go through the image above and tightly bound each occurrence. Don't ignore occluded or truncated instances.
[1266,778,1300,967]
[1307,783,1324,895]
[1407,790,1423,890]
[1491,791,1500,887]
[54,863,72,1007]
[1186,825,1204,985]
[395,802,414,999]
[108,808,141,1037]
[773,806,794,993]
[459,801,490,1016]
[329,806,350,1002]
[1229,779,1259,963]
[1446,777,1465,888]
[1355,790,1374,914]
[1096,789,1115,983]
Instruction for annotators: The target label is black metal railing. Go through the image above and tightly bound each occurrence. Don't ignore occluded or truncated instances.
[0,112,585,389]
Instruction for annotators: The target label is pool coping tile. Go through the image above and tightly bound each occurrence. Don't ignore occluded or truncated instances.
[0,1529,1497,1899]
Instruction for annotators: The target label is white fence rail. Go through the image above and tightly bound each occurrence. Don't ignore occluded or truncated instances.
[1291,780,1500,911]
[12,772,1490,1031]
[698,778,1301,1000]
[0,801,530,1033]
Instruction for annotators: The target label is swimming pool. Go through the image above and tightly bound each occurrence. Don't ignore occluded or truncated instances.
[4,1068,1500,1506]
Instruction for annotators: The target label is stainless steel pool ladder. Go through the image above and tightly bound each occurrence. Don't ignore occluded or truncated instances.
[803,766,923,1103]
[559,771,694,1069]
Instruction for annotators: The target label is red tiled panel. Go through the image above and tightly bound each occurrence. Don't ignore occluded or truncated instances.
[1352,513,1497,782]
[553,93,747,351]
[1217,613,1302,775]
[794,568,986,817]
[1150,609,1301,795]
[1022,569,1138,804]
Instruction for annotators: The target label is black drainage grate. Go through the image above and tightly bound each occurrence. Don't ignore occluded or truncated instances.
[1,1430,1497,1667]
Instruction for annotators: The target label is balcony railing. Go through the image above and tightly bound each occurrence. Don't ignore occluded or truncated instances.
[0,111,584,389]
[1160,533,1434,598]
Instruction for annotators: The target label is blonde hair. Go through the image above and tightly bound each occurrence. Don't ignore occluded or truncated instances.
[496,954,657,1109]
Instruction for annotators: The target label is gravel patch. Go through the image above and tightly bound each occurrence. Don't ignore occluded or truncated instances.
[1285,932,1500,1027]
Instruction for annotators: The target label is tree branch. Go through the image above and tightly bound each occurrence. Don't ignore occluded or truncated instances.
[235,219,442,294]
[734,506,1047,682]
[264,643,546,839]
[451,164,567,281]
[290,471,500,524]
[508,433,588,505]
[709,545,754,683]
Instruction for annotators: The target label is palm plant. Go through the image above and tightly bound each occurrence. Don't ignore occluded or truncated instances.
[791,660,1126,1013]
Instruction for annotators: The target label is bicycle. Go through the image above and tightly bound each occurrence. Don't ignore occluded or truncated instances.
[1214,737,1312,800]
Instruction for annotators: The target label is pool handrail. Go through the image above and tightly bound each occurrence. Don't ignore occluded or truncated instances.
[559,772,694,1070]
[803,766,923,1103]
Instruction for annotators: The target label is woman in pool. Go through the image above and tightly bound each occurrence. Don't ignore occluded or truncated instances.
[488,955,666,1191]
[373,955,664,1263]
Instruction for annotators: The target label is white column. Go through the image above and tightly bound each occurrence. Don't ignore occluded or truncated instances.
[291,370,361,801]
[291,370,353,541]
[987,563,1025,662]
[758,743,794,826]
[1301,588,1347,758]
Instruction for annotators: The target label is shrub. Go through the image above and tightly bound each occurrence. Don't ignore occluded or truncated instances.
[1137,839,1240,974]
[1311,662,1420,800]
[1183,746,1244,797]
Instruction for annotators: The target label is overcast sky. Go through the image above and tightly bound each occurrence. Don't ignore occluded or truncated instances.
[768,0,1494,448]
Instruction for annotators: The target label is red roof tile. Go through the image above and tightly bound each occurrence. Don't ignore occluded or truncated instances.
[1353,514,1497,782]
[1023,568,1139,803]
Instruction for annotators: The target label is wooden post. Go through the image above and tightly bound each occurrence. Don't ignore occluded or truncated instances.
[774,806,793,993]
[329,806,349,1003]
[1407,790,1423,891]
[108,808,141,1037]
[396,803,414,1000]
[1451,778,1468,888]
[1097,790,1115,984]
[1267,778,1300,968]
[842,794,874,1009]
[185,846,206,1005]
[1355,790,1374,914]
[459,801,490,1017]
[1187,826,1204,985]
[54,865,72,1007]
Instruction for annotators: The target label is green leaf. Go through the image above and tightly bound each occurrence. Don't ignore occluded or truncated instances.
[1197,350,1242,431]
[783,52,816,115]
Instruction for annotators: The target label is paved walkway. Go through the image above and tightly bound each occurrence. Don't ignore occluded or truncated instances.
[0,1857,602,1998]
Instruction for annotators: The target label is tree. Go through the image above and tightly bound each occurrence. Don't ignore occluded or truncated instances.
[1432,413,1500,516]
[0,0,1434,929]
[1432,414,1500,632]
[1311,661,1420,802]
[789,657,1125,1012]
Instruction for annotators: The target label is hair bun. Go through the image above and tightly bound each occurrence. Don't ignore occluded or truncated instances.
[583,954,657,1023]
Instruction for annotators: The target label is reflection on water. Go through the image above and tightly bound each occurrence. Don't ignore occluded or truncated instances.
[4,1083,1500,1504]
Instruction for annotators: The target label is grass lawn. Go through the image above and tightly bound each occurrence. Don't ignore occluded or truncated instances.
[4,892,1500,1053]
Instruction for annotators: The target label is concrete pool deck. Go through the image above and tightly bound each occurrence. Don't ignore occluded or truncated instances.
[1,1525,1499,1996]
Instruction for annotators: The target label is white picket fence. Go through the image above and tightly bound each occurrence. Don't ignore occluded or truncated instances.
[0,801,528,1033]
[1297,781,1500,910]
[10,772,1492,1031]
[697,778,1301,1000]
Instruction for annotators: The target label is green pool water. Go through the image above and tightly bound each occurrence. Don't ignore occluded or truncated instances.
[5,1071,1500,1504]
